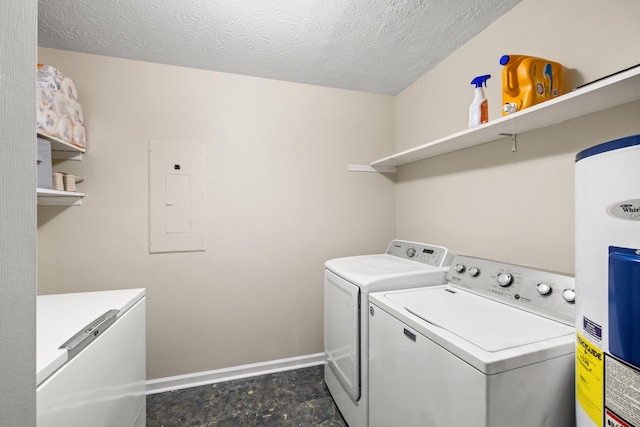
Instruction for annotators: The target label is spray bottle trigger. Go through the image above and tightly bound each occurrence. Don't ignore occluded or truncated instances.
[470,74,491,88]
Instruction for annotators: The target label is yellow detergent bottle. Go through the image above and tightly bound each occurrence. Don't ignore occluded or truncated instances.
[500,55,563,115]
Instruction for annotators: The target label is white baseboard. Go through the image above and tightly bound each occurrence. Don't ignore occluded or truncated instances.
[146,353,326,395]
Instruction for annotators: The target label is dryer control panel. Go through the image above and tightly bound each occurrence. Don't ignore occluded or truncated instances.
[386,240,452,268]
[447,255,575,325]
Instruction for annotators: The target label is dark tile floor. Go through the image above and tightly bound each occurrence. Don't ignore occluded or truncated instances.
[146,365,348,427]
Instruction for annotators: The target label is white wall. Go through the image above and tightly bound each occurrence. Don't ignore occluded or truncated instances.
[1,0,37,424]
[36,49,396,379]
[394,0,640,273]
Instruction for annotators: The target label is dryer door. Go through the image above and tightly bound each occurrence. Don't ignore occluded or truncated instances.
[324,269,360,401]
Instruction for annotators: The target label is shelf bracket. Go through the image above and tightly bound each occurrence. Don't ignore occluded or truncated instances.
[499,133,517,153]
[348,164,398,173]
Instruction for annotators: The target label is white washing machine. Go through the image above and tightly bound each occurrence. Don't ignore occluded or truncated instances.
[368,255,576,427]
[324,240,452,427]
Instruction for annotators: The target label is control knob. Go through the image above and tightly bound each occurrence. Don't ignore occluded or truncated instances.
[454,264,466,273]
[497,272,513,287]
[406,248,416,258]
[562,289,576,303]
[537,283,552,296]
[468,267,480,277]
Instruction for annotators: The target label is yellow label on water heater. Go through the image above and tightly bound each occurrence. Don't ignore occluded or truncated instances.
[576,332,604,427]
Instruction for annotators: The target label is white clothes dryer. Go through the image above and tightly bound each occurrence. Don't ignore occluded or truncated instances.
[324,240,452,427]
[368,255,576,427]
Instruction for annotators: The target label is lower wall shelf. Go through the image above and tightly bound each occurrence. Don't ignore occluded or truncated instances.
[37,188,85,206]
[347,164,398,173]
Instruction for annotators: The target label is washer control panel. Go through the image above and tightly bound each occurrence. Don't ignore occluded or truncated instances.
[385,240,452,268]
[448,255,575,325]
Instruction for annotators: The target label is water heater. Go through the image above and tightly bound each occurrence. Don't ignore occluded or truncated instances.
[575,134,640,427]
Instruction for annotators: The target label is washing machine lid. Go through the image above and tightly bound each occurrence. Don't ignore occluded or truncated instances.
[325,254,447,292]
[389,287,572,352]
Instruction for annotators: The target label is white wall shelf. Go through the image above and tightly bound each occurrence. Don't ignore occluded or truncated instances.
[37,133,86,205]
[37,132,85,161]
[354,65,640,171]
[37,188,85,206]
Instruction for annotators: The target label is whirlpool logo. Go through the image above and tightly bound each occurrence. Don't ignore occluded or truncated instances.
[607,199,640,221]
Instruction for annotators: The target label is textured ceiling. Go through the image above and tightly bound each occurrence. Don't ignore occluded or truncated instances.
[38,0,522,95]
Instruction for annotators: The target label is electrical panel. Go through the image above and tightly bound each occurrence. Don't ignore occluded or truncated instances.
[149,141,205,253]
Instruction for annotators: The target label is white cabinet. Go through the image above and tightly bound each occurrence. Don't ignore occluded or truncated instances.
[37,289,146,427]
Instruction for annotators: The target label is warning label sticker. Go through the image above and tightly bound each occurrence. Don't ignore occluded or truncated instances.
[606,409,633,427]
[577,332,604,427]
[583,316,603,343]
[605,354,640,427]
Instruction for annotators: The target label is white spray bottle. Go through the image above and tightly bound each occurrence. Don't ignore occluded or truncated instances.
[469,74,491,128]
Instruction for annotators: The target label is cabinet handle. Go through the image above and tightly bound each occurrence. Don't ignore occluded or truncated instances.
[59,309,120,359]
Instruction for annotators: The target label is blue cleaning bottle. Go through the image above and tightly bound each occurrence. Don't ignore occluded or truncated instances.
[469,74,491,128]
